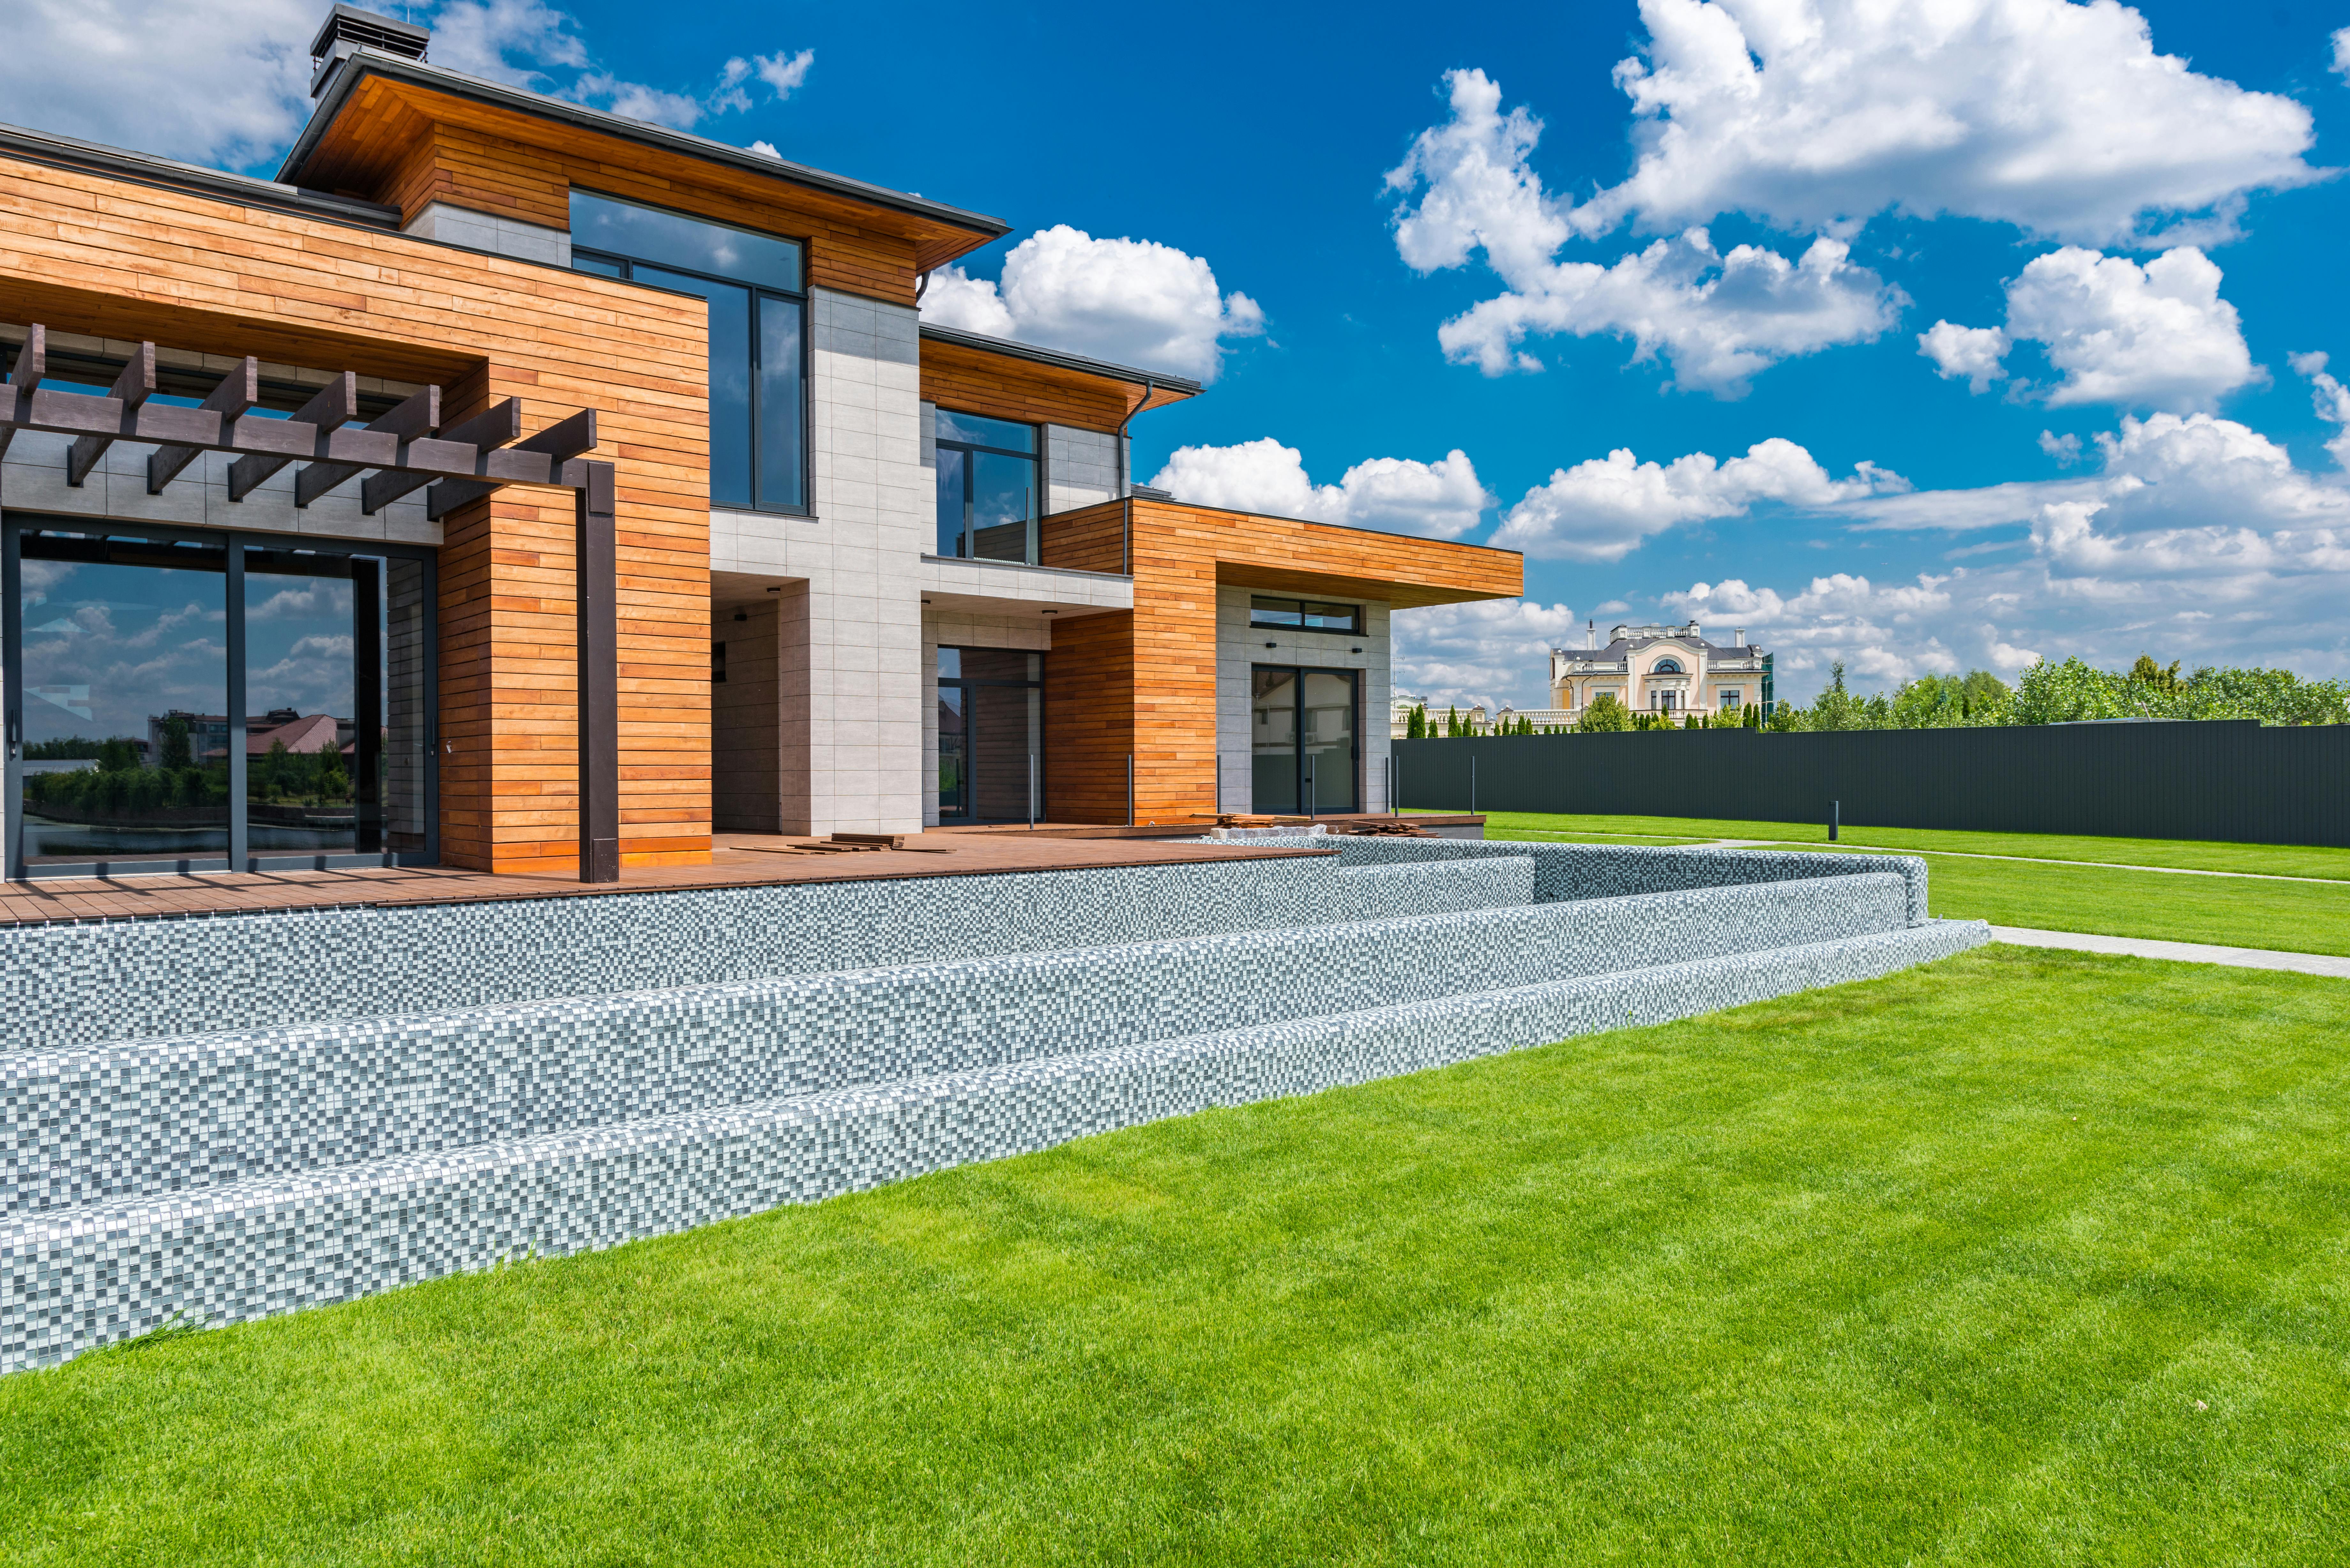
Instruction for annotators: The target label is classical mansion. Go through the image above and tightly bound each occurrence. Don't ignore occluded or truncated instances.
[1543,622,1776,725]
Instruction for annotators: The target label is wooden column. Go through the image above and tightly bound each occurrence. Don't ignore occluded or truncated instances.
[577,461,619,882]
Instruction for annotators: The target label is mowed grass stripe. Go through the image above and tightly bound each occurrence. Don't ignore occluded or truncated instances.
[2,947,2346,1564]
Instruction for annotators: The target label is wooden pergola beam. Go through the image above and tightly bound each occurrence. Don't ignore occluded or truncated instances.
[66,343,156,487]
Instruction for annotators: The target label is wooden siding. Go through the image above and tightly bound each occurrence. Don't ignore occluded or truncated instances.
[0,153,716,873]
[294,76,976,305]
[920,334,1191,434]
[1042,499,1522,824]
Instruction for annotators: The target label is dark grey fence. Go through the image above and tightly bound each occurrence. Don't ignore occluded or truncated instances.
[1394,720,2350,846]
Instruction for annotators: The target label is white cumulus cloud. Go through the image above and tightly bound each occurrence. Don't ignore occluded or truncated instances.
[1,0,318,167]
[1148,439,1490,539]
[1493,439,1908,561]
[2332,26,2350,79]
[1388,71,1903,394]
[1924,248,2257,410]
[1392,598,1584,714]
[1919,321,2011,392]
[2289,350,2350,470]
[1575,0,2322,246]
[1436,229,1904,393]
[921,225,1263,383]
[0,0,809,167]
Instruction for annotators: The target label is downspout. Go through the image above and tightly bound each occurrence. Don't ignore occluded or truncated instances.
[1114,376,1153,577]
[915,269,931,303]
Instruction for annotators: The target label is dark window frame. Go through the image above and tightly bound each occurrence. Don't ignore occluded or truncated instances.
[1249,597,1364,635]
[571,190,811,520]
[3,513,440,880]
[935,645,1044,823]
[932,411,1041,565]
[1249,663,1361,817]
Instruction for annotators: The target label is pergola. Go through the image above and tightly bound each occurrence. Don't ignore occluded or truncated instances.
[1,324,624,882]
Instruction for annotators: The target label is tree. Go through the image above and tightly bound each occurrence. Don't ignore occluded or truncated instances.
[1577,692,1631,732]
[1443,704,1461,738]
[314,740,351,803]
[2129,653,2182,694]
[1406,704,1427,740]
[158,715,193,772]
[95,737,141,773]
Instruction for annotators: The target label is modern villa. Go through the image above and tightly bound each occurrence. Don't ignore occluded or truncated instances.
[0,3,1519,882]
[0,6,1986,1377]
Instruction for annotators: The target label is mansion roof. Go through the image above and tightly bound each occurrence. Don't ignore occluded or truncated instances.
[1554,622,1770,674]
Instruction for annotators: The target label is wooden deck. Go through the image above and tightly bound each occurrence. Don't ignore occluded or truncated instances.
[0,831,1333,927]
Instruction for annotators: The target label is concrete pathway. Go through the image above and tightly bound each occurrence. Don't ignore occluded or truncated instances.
[1988,926,2350,979]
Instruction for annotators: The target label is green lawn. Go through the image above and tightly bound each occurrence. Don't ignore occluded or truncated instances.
[1449,811,2350,956]
[6,947,2348,1566]
[1442,810,2350,881]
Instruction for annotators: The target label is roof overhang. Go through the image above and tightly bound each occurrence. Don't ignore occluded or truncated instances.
[282,50,1011,272]
[919,324,1199,422]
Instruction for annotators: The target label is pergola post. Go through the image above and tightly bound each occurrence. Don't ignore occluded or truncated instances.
[576,460,620,882]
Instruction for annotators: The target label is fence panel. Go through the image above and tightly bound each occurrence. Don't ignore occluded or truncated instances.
[1393,722,2350,845]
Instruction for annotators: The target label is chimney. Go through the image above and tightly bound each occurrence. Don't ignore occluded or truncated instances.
[1734,628,1746,647]
[310,5,429,98]
[1586,620,1596,651]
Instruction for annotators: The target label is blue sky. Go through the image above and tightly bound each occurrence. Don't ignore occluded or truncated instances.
[18,0,2350,707]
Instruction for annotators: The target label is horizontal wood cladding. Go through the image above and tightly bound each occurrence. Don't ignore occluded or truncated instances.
[299,77,959,306]
[920,337,1195,434]
[0,153,717,872]
[1042,498,1520,821]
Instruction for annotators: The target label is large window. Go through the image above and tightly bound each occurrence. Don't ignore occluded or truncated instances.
[1251,666,1357,815]
[936,647,1041,822]
[5,519,436,878]
[934,411,1037,563]
[570,190,806,514]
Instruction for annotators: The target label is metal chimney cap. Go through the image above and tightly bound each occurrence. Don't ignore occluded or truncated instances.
[308,5,429,64]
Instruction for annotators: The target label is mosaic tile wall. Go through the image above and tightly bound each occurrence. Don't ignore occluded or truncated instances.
[4,872,1906,1216]
[1226,835,1935,926]
[0,841,1979,1372]
[0,852,1529,1054]
[3,917,1983,1372]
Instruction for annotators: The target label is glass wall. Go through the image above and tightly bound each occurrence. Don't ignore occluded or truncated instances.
[1251,666,1358,815]
[934,411,1038,563]
[5,520,436,877]
[936,646,1041,822]
[571,189,805,514]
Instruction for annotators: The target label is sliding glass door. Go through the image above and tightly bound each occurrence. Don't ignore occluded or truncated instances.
[937,646,1041,823]
[4,517,436,878]
[1250,666,1358,815]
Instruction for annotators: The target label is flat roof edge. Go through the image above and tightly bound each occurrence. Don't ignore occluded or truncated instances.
[1134,496,1522,559]
[919,323,1205,396]
[0,122,403,226]
[283,52,1011,241]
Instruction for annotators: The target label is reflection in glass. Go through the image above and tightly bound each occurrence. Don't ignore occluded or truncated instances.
[568,190,802,291]
[969,450,1035,562]
[933,410,1039,563]
[937,685,967,819]
[935,447,968,557]
[17,533,229,864]
[1251,668,1298,814]
[1301,671,1357,812]
[243,551,368,856]
[756,293,804,509]
[934,410,1035,452]
[636,265,754,510]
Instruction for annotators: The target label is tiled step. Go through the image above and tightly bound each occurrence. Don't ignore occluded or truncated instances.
[2,873,1907,1216]
[0,919,1988,1373]
[1247,837,1934,926]
[0,854,1534,1053]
